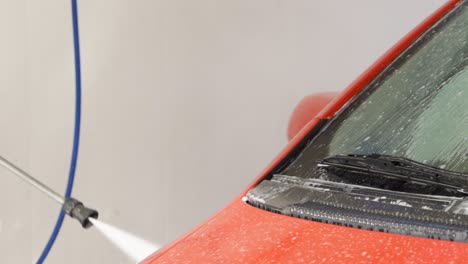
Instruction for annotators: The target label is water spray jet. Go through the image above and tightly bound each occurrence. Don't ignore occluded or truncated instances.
[0,154,161,261]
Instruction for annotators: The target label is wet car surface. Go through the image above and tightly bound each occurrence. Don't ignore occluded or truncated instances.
[143,1,468,262]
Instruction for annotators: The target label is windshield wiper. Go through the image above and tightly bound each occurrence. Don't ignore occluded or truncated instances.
[318,154,468,195]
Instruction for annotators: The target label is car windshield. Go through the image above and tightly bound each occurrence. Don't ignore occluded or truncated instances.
[283,1,468,178]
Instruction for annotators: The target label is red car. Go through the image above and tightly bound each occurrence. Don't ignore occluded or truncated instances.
[144,0,468,262]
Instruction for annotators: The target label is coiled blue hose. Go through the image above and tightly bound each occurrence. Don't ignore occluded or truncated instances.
[36,0,82,262]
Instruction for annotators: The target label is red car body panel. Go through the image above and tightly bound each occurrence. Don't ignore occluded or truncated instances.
[287,92,338,141]
[146,200,468,263]
[143,0,466,262]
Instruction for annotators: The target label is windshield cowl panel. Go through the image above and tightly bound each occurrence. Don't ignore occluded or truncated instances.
[248,175,464,213]
[246,174,468,242]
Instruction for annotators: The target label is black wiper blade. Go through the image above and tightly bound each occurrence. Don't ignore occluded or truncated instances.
[318,154,468,193]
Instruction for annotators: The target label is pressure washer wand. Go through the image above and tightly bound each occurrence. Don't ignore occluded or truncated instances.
[0,155,98,228]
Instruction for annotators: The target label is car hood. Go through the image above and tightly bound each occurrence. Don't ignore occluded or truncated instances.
[143,199,468,263]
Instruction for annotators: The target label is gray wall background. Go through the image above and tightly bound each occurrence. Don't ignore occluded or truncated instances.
[0,0,445,263]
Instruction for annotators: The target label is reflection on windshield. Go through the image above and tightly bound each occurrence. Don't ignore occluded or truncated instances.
[406,67,468,171]
[283,2,468,177]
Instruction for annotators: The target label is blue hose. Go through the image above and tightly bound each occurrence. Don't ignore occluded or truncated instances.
[36,0,82,262]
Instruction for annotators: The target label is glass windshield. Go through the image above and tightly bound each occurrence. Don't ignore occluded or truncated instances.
[283,2,468,178]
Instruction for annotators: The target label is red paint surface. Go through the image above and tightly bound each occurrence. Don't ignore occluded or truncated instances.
[145,200,468,263]
[143,0,466,263]
[287,92,338,141]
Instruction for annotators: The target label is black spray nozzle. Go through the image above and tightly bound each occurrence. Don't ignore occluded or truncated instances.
[63,198,99,229]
